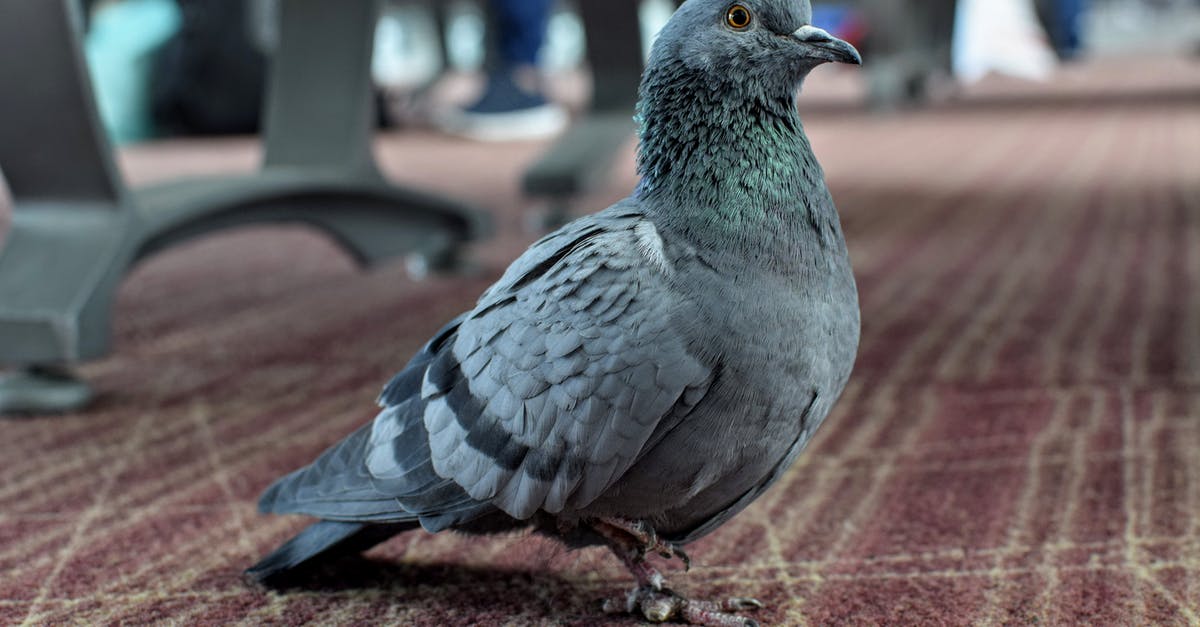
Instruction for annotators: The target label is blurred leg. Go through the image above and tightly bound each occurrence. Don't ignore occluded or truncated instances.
[491,0,555,68]
[436,0,565,141]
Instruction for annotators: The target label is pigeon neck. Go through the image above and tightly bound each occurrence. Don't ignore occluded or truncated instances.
[633,71,838,250]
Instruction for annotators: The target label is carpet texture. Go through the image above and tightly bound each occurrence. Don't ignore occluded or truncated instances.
[3,57,1200,626]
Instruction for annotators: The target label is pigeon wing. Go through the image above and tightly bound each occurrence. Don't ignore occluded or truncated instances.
[259,317,485,528]
[366,206,714,520]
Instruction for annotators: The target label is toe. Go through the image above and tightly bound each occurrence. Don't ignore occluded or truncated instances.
[605,586,765,627]
[680,601,762,627]
[725,597,765,611]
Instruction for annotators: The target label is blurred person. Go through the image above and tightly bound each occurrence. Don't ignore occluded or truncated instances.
[151,0,268,137]
[954,0,1058,83]
[435,0,568,141]
[1036,0,1089,59]
[153,0,391,137]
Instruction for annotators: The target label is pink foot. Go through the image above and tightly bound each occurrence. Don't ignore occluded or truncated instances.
[593,517,691,571]
[591,518,764,625]
[603,586,765,626]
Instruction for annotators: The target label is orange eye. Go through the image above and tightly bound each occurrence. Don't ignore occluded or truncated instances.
[726,4,752,30]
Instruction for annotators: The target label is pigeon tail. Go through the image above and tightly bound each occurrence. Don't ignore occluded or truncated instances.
[246,520,419,585]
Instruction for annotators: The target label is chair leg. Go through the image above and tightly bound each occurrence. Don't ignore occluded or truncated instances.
[0,366,93,414]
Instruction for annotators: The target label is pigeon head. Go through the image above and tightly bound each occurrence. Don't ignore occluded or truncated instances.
[635,0,860,233]
[650,0,860,89]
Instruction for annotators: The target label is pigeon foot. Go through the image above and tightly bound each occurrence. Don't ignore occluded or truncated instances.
[592,518,760,624]
[594,517,691,571]
[603,586,764,626]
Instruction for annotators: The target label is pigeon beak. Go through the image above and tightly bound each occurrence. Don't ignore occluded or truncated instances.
[790,25,862,66]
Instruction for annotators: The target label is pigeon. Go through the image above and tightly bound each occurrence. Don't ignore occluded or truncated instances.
[248,1,861,625]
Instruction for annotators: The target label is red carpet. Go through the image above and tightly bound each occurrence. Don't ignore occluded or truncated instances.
[3,57,1200,625]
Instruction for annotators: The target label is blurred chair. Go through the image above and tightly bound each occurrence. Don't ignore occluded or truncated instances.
[0,0,487,414]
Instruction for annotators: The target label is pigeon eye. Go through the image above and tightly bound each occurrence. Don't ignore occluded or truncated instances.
[726,4,752,30]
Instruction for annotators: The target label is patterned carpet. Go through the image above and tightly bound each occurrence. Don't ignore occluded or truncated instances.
[3,56,1200,626]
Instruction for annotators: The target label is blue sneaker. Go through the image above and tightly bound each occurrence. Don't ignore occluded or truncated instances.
[436,69,567,141]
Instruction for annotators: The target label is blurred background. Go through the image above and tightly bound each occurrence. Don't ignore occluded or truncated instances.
[1,0,1188,387]
[3,1,1200,624]
[67,0,1200,144]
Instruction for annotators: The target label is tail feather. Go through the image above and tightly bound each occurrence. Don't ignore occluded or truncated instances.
[246,520,419,585]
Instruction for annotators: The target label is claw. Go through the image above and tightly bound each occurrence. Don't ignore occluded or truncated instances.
[660,544,691,570]
[675,544,692,571]
[725,598,765,611]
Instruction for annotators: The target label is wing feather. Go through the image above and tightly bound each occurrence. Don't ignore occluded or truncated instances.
[273,203,714,528]
[260,317,487,530]
[388,205,713,519]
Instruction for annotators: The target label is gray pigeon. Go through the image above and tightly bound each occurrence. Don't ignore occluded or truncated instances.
[248,1,861,625]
